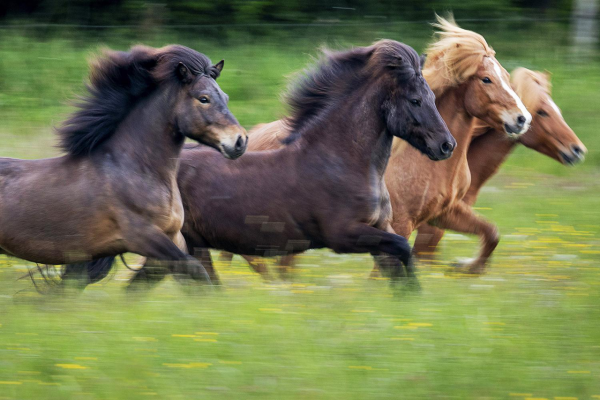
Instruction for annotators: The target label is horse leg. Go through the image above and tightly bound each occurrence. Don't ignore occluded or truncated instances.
[430,201,499,274]
[277,254,295,280]
[328,223,414,283]
[369,222,407,279]
[126,227,211,290]
[219,251,234,263]
[413,224,445,261]
[190,248,221,285]
[61,257,116,290]
[241,255,273,281]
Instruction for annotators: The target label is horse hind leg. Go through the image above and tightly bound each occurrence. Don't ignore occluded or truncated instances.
[219,251,234,263]
[277,254,296,280]
[189,247,221,285]
[241,255,274,281]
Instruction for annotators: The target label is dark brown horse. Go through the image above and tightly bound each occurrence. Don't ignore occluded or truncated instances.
[221,17,534,278]
[0,45,246,287]
[120,39,455,287]
[413,67,587,260]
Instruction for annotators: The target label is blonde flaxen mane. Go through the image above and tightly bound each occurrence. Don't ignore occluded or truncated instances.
[510,67,552,111]
[423,15,496,97]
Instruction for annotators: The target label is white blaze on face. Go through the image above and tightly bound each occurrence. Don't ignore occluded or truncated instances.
[490,59,532,130]
[548,97,562,116]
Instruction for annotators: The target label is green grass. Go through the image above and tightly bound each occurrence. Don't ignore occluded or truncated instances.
[0,22,599,399]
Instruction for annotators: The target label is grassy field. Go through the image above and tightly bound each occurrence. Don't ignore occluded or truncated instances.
[0,21,599,399]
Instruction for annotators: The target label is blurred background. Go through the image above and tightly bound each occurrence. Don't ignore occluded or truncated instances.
[0,1,599,399]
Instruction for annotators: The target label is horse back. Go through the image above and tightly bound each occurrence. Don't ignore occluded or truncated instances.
[247,120,288,151]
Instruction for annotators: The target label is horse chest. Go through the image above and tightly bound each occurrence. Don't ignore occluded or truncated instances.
[162,187,185,234]
[455,161,472,201]
[365,175,387,226]
[435,161,472,214]
[145,180,184,235]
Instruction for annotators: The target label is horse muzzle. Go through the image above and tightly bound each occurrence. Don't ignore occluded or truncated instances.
[503,114,531,137]
[221,136,248,160]
[560,143,587,166]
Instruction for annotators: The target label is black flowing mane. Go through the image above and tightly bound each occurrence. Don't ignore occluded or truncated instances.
[58,44,220,156]
[283,39,421,144]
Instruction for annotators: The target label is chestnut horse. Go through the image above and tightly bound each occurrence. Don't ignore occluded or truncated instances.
[222,17,532,278]
[412,67,587,260]
[0,45,246,288]
[121,39,454,287]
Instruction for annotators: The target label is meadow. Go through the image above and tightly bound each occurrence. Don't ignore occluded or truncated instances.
[0,20,599,399]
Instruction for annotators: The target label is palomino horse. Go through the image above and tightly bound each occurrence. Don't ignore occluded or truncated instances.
[119,39,454,287]
[412,67,587,259]
[0,45,246,287]
[222,16,532,278]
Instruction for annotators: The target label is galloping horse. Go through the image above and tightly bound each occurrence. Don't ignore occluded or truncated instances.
[121,39,454,287]
[222,16,532,278]
[412,68,587,259]
[0,45,246,287]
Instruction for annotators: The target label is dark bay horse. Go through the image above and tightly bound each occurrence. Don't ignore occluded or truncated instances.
[123,39,455,287]
[221,17,533,278]
[413,67,587,259]
[0,45,246,287]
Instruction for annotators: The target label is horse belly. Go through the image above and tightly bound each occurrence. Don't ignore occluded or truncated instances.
[195,210,309,257]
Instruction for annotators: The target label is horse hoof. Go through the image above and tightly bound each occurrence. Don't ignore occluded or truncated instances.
[445,262,485,276]
[406,277,422,291]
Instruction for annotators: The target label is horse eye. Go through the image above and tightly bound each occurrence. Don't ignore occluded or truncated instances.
[537,110,549,117]
[482,77,492,84]
[410,99,421,107]
[199,96,210,104]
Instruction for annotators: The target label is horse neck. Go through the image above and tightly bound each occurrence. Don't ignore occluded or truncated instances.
[437,87,477,159]
[464,129,518,203]
[427,87,479,182]
[297,85,391,179]
[102,86,184,181]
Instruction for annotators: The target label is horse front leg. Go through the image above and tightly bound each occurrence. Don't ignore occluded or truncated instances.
[328,223,415,285]
[429,201,499,274]
[127,227,211,290]
[368,222,414,280]
[413,224,445,261]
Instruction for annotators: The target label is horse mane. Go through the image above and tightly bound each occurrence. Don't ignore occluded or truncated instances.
[283,39,419,143]
[423,14,496,97]
[58,44,218,156]
[511,68,552,111]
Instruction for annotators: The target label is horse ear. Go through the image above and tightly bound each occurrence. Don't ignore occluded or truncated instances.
[176,62,193,84]
[419,54,427,71]
[211,60,224,79]
[214,60,224,73]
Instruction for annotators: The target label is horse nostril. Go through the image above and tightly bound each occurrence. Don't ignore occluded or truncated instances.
[517,115,526,126]
[572,144,584,158]
[235,135,244,151]
[440,141,454,155]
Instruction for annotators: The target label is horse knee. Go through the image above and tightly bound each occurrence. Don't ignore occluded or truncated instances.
[487,226,500,249]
